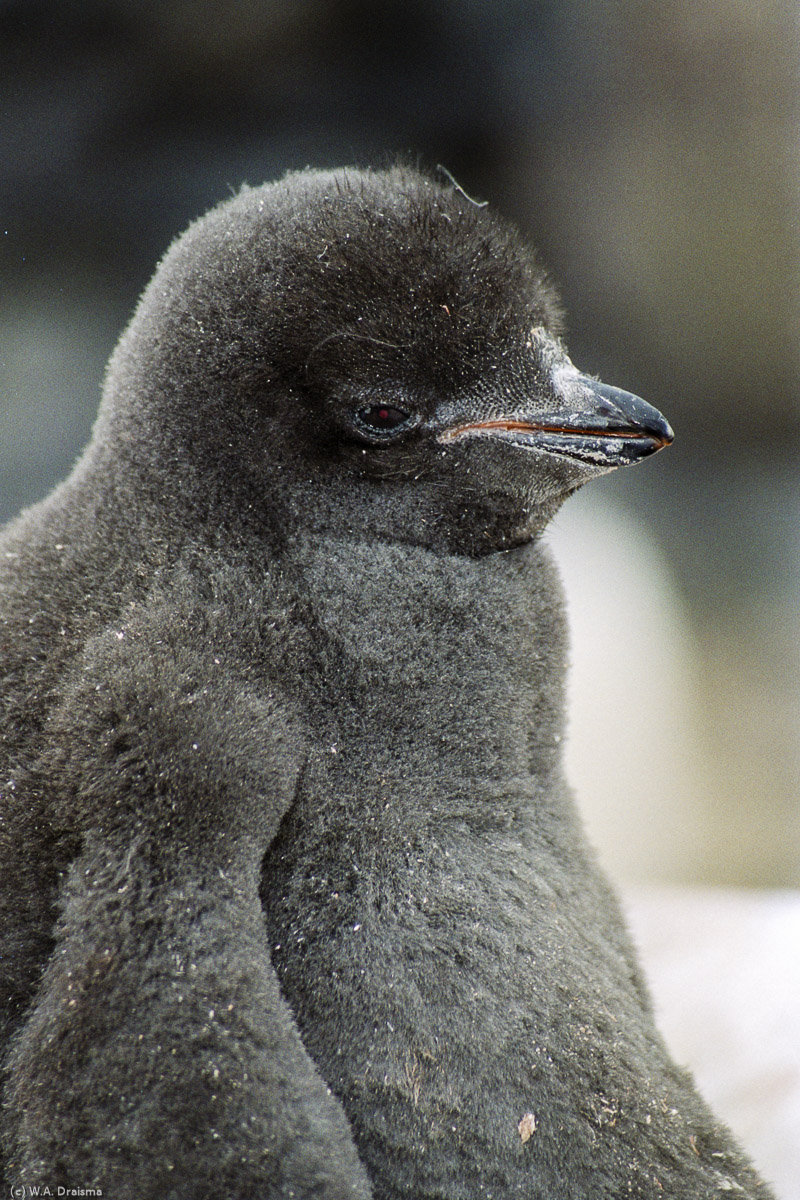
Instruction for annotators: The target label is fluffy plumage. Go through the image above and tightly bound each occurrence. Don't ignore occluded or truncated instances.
[0,166,772,1198]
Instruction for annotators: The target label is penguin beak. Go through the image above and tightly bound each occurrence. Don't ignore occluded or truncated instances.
[438,379,673,469]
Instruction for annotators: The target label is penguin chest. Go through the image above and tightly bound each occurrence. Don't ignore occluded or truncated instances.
[260,785,545,1186]
[259,537,620,1191]
[259,771,661,1198]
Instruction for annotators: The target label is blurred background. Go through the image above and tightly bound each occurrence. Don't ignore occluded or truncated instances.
[0,2,797,885]
[1,2,799,1192]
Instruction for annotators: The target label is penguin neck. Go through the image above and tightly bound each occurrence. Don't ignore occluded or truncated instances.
[285,533,570,832]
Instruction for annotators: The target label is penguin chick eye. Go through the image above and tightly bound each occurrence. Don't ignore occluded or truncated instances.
[353,404,414,437]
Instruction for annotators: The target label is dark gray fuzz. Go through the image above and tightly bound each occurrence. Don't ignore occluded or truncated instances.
[0,166,768,1199]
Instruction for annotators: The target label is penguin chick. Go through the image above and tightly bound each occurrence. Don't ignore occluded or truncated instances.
[0,166,773,1199]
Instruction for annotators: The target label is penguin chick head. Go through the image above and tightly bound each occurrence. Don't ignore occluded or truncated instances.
[99,166,672,556]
